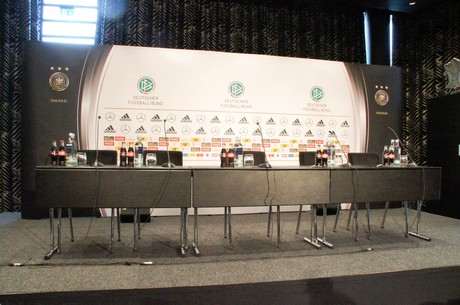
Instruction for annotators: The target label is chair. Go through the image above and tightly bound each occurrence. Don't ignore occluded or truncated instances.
[334,152,382,240]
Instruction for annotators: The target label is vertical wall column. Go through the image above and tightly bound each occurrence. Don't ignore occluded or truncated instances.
[365,10,391,66]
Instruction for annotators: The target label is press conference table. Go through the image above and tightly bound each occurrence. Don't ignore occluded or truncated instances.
[36,165,441,257]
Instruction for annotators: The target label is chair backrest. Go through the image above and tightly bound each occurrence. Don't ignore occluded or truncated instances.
[142,150,183,166]
[242,151,266,166]
[78,150,118,166]
[299,151,316,166]
[348,152,380,166]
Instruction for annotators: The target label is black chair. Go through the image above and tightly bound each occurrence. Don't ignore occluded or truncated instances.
[334,152,382,240]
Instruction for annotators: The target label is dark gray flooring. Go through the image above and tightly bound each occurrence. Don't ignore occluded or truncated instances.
[1,207,459,295]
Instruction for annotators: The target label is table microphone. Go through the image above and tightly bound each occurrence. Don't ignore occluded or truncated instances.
[387,126,417,166]
[162,119,175,168]
[330,131,351,167]
[93,116,104,167]
[256,122,272,168]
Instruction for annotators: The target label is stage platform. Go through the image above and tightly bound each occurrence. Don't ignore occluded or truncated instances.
[0,208,459,304]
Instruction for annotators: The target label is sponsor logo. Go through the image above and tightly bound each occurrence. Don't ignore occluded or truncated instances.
[317,130,325,138]
[341,130,349,138]
[267,128,276,137]
[196,114,206,124]
[137,76,155,94]
[182,126,191,135]
[239,127,249,136]
[166,126,177,134]
[225,116,235,124]
[311,86,324,102]
[181,115,192,123]
[329,119,337,128]
[135,126,147,133]
[292,119,302,126]
[253,128,262,136]
[49,72,70,91]
[151,125,161,134]
[305,130,314,137]
[239,117,249,124]
[210,116,221,123]
[228,81,245,98]
[115,136,125,141]
[292,129,301,137]
[195,127,206,135]
[317,120,325,127]
[121,125,130,134]
[305,118,314,127]
[104,125,116,133]
[253,116,262,125]
[211,127,220,135]
[328,130,337,137]
[120,113,131,121]
[341,120,350,127]
[224,128,235,135]
[279,129,289,136]
[266,118,276,125]
[279,117,289,126]
[105,112,115,122]
[104,136,115,141]
[136,113,146,122]
[151,114,162,122]
[166,114,176,123]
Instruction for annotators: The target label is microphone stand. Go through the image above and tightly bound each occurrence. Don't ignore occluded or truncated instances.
[331,132,351,167]
[256,122,272,168]
[94,116,103,167]
[162,119,175,168]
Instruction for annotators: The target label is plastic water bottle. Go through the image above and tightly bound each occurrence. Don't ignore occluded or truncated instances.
[65,133,77,166]
[234,137,243,167]
[327,139,336,167]
[135,136,143,167]
[50,140,58,166]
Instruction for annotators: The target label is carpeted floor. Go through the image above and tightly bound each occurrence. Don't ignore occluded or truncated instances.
[1,208,460,304]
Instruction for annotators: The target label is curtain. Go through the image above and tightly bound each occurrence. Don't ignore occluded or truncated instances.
[0,0,41,212]
[96,0,366,63]
[392,0,460,165]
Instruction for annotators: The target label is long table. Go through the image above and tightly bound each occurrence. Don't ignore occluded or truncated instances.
[36,165,441,257]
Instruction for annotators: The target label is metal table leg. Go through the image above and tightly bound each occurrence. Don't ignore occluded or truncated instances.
[366,202,371,240]
[179,208,188,256]
[381,201,390,228]
[407,200,431,241]
[224,207,228,238]
[276,205,281,248]
[318,204,334,248]
[353,202,359,241]
[117,208,121,242]
[192,207,200,256]
[267,205,273,237]
[137,208,141,239]
[110,208,115,253]
[303,205,321,249]
[295,205,303,234]
[333,204,341,233]
[68,208,74,242]
[44,208,60,260]
[133,208,138,251]
[228,207,233,249]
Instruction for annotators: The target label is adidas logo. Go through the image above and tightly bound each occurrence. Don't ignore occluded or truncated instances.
[304,130,314,137]
[135,126,147,134]
[279,129,289,136]
[317,120,325,127]
[224,128,235,135]
[120,113,131,121]
[195,127,206,135]
[104,125,116,133]
[292,119,302,126]
[328,130,337,137]
[239,117,249,124]
[181,115,192,123]
[151,114,162,122]
[341,120,350,127]
[166,127,177,134]
[253,128,262,136]
[266,118,276,125]
[210,116,221,123]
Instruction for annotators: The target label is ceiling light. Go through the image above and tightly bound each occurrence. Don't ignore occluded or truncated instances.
[409,2,416,5]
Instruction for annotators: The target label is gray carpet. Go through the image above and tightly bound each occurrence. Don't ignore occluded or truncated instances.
[1,207,460,295]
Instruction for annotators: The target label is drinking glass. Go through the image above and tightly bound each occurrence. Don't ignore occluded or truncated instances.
[244,154,254,167]
[400,155,409,167]
[146,153,157,166]
[76,152,87,166]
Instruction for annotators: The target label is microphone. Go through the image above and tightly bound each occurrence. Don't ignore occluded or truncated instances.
[387,126,417,166]
[162,119,175,168]
[330,131,351,167]
[256,122,272,168]
[93,116,104,167]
